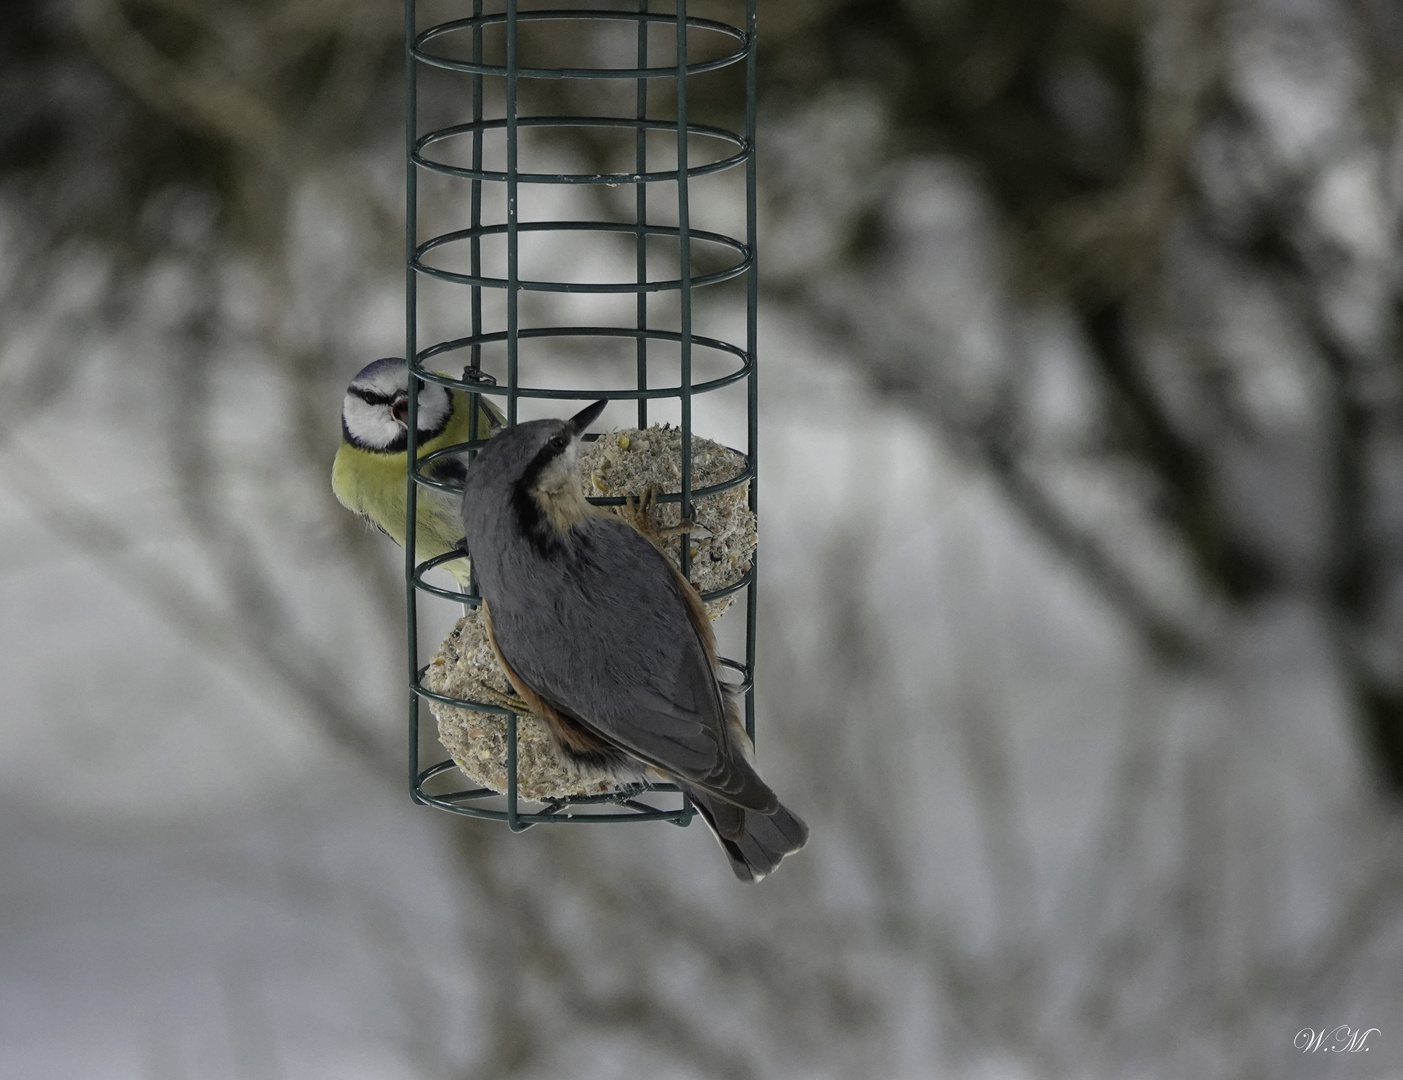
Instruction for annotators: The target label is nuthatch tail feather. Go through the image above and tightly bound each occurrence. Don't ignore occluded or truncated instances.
[460,400,809,882]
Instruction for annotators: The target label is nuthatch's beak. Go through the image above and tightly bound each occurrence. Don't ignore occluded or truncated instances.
[567,399,608,436]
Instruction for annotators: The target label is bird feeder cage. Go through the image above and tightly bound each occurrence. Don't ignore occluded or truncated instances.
[404,0,759,830]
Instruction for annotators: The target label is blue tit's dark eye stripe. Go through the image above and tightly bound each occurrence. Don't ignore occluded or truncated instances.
[350,386,394,406]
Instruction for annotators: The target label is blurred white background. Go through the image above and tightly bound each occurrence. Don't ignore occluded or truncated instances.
[2,1,1402,1077]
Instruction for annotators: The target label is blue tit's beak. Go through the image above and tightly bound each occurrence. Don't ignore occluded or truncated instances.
[566,399,608,436]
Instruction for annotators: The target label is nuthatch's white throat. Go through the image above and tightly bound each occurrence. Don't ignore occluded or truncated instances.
[461,400,809,882]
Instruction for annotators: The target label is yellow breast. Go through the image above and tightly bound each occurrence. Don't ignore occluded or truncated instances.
[332,393,496,585]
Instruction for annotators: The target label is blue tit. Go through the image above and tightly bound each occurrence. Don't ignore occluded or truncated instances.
[460,399,809,883]
[332,357,502,586]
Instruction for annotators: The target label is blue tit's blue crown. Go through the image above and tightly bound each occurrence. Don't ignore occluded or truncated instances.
[351,356,410,387]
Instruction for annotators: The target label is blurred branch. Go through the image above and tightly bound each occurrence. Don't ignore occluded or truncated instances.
[0,442,391,770]
[775,282,1210,662]
[73,0,397,252]
[767,0,1403,795]
[74,0,286,160]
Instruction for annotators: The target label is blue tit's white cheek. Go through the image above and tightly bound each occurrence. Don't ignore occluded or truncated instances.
[415,384,452,438]
[342,394,404,451]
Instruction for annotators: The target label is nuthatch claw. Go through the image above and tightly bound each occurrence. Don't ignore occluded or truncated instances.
[461,401,808,882]
[473,682,533,717]
[621,486,713,543]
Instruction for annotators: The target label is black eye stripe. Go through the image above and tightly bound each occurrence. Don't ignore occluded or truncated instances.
[350,387,395,406]
[351,383,438,408]
[515,429,572,492]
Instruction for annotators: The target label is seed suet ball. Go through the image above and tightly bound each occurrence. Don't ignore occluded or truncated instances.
[428,611,625,800]
[579,425,758,618]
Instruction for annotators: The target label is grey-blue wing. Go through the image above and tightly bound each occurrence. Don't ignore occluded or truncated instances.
[488,515,775,810]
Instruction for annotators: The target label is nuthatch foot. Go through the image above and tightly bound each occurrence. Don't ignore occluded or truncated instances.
[460,400,809,882]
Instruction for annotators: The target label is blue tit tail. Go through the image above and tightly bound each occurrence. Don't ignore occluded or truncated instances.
[679,782,809,884]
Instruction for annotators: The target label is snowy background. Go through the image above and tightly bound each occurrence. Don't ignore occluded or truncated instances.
[3,0,1403,1077]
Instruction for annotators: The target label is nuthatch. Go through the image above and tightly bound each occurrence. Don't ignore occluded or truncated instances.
[461,400,809,882]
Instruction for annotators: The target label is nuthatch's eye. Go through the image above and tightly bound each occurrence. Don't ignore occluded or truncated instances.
[547,433,567,453]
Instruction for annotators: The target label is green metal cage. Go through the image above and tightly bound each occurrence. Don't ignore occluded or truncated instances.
[403,0,759,831]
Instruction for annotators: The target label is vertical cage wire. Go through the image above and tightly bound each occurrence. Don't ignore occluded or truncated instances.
[403,0,758,829]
